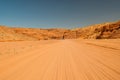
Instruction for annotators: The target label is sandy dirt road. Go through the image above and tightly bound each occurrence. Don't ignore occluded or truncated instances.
[0,39,120,80]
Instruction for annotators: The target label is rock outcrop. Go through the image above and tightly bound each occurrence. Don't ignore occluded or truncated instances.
[0,20,120,41]
[0,26,37,41]
[74,21,120,39]
[13,28,68,40]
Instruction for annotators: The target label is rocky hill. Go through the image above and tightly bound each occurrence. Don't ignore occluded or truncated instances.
[0,26,37,41]
[12,28,68,40]
[0,20,120,41]
[74,20,120,39]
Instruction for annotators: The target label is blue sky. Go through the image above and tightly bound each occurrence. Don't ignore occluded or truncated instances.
[0,0,120,28]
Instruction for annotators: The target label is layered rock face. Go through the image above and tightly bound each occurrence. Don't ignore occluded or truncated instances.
[0,20,120,41]
[74,21,120,39]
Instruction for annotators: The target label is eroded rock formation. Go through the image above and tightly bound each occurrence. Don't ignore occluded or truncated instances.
[0,20,120,41]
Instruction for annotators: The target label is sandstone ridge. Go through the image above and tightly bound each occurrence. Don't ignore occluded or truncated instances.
[0,20,120,41]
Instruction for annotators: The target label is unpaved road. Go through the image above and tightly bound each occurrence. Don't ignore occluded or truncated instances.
[0,39,120,80]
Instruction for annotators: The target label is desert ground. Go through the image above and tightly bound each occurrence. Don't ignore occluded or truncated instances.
[0,39,120,80]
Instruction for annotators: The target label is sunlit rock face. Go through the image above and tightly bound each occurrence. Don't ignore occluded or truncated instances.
[74,21,120,39]
[0,20,120,41]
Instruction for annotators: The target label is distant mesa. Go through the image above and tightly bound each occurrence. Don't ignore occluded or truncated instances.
[0,20,120,41]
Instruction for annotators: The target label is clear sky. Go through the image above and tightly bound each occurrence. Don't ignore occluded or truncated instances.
[0,0,120,28]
